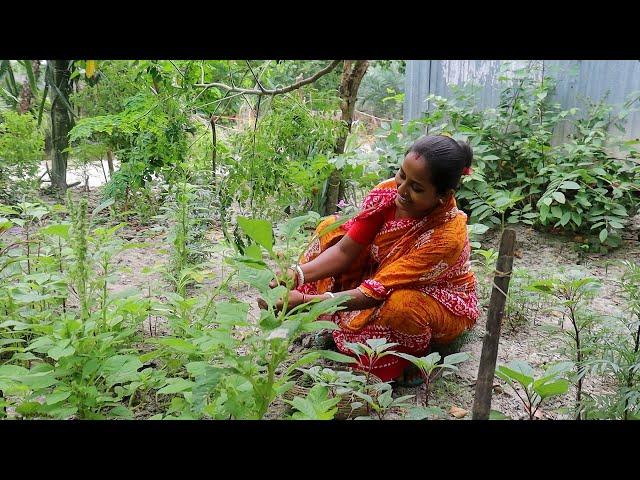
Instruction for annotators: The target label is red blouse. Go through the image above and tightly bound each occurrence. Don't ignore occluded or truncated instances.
[346,205,396,245]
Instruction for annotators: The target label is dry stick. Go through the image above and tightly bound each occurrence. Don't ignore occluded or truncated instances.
[472,228,516,420]
[210,115,217,184]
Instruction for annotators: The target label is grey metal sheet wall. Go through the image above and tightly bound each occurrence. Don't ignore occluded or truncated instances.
[404,60,640,141]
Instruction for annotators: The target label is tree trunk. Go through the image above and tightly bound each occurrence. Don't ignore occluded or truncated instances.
[323,60,369,216]
[18,60,41,114]
[106,149,115,176]
[50,60,73,192]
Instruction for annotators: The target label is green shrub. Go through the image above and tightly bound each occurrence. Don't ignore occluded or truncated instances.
[0,111,44,202]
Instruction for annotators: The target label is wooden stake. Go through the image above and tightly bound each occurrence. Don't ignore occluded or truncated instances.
[472,228,516,420]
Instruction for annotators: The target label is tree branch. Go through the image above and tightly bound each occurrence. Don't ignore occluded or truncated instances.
[195,60,341,96]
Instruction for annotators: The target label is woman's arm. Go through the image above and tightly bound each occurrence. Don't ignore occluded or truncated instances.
[290,234,365,285]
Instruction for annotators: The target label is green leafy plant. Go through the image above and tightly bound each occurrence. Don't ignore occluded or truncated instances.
[494,360,572,420]
[392,351,470,408]
[146,215,355,420]
[0,196,163,419]
[0,110,45,203]
[351,382,415,420]
[287,384,341,420]
[580,261,640,419]
[225,94,341,221]
[528,271,602,419]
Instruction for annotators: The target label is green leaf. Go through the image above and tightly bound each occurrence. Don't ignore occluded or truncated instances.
[45,391,72,405]
[290,384,340,420]
[89,198,113,218]
[552,192,566,204]
[236,217,273,253]
[102,355,143,375]
[495,361,534,389]
[284,350,356,377]
[237,265,275,294]
[560,181,580,190]
[0,364,29,378]
[0,338,26,347]
[533,379,569,399]
[243,244,263,261]
[158,378,196,394]
[47,343,75,361]
[443,352,470,365]
[599,228,608,243]
[11,291,53,304]
[109,406,134,419]
[300,321,340,333]
[560,211,571,226]
[185,361,208,378]
[16,401,42,417]
[156,338,198,354]
[215,302,249,326]
[20,372,58,389]
[489,409,512,420]
[406,406,445,420]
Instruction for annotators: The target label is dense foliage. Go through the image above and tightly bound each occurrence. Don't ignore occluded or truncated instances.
[1,59,639,420]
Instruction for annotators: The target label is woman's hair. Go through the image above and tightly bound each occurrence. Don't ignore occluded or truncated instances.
[407,135,473,196]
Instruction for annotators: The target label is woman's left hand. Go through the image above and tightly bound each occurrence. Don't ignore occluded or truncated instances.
[258,289,307,312]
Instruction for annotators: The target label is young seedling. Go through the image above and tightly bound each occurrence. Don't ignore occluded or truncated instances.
[287,384,341,420]
[343,338,400,386]
[392,351,470,407]
[352,382,415,420]
[494,360,572,420]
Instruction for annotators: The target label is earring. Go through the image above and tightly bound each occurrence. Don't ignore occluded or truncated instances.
[438,198,444,204]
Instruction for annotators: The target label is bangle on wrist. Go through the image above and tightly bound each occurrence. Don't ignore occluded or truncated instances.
[293,264,305,287]
[324,292,335,299]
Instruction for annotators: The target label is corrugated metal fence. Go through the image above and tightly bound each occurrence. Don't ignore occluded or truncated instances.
[403,60,640,141]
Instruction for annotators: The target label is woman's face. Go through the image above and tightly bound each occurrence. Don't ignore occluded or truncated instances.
[394,151,442,217]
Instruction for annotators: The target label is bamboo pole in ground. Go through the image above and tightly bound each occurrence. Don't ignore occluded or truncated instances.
[472,228,516,420]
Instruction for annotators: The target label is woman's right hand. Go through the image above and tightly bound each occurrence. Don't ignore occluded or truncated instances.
[269,267,297,289]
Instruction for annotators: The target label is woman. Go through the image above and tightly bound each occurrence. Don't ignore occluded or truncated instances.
[273,135,479,384]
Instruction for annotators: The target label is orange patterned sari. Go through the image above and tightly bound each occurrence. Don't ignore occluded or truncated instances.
[297,178,479,380]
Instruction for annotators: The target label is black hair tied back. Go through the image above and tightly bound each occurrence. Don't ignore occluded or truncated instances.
[408,135,474,196]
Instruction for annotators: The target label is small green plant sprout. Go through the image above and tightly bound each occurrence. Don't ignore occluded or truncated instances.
[343,338,399,383]
[392,351,470,407]
[287,384,341,420]
[494,360,573,420]
[292,366,372,418]
[336,339,414,419]
[351,382,415,420]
